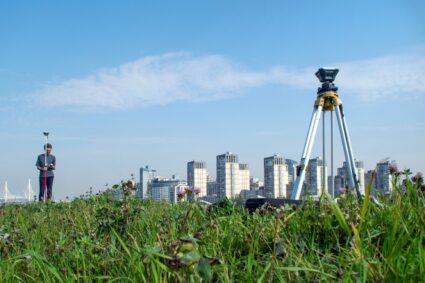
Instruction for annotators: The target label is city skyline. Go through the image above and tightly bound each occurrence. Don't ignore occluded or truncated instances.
[0,152,396,202]
[133,153,393,203]
[1,1,424,199]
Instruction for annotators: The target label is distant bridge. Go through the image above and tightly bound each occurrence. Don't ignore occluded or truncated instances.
[0,179,36,204]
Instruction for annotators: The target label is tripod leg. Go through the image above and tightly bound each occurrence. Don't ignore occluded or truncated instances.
[301,108,319,158]
[335,105,362,198]
[338,104,362,197]
[335,105,355,188]
[291,106,323,200]
[322,111,327,197]
[331,111,334,198]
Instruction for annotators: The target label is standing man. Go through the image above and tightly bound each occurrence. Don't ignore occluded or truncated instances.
[36,143,56,201]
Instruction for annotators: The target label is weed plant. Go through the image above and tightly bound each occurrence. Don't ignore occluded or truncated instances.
[0,174,424,282]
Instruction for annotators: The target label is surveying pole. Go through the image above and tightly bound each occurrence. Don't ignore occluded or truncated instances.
[291,68,362,201]
[43,131,49,202]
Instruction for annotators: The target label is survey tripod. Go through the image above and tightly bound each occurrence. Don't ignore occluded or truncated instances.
[291,68,362,201]
[245,68,370,212]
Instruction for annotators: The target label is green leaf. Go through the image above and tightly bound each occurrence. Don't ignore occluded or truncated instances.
[325,192,351,236]
[197,258,212,282]
[178,243,195,253]
[111,229,131,257]
[360,171,374,231]
[180,250,201,266]
[256,263,271,283]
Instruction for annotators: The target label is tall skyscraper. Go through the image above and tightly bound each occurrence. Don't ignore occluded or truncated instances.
[264,155,289,198]
[187,161,207,198]
[376,161,393,195]
[216,152,247,199]
[239,163,250,191]
[304,156,326,197]
[285,159,299,198]
[355,160,365,195]
[285,159,299,184]
[138,165,157,199]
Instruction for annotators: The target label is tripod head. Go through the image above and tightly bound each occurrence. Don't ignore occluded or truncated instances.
[316,68,339,94]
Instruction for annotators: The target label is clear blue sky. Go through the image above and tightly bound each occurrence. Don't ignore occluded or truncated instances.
[1,0,424,199]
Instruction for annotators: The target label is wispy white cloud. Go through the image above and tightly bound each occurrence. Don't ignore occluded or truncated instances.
[32,52,276,111]
[32,51,425,110]
[335,55,425,101]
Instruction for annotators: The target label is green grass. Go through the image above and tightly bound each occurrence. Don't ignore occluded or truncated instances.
[0,177,424,282]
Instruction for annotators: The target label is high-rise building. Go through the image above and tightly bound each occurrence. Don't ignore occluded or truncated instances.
[264,155,289,198]
[138,165,157,199]
[355,160,365,195]
[250,177,263,191]
[206,175,218,197]
[327,176,333,197]
[285,159,299,198]
[333,175,345,197]
[285,159,299,184]
[150,177,189,203]
[207,175,215,182]
[187,161,207,198]
[376,161,393,195]
[207,180,219,197]
[364,170,376,194]
[216,152,247,198]
[239,163,250,191]
[332,160,365,197]
[304,157,326,197]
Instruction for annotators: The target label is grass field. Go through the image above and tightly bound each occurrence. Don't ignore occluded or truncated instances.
[1,173,424,282]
